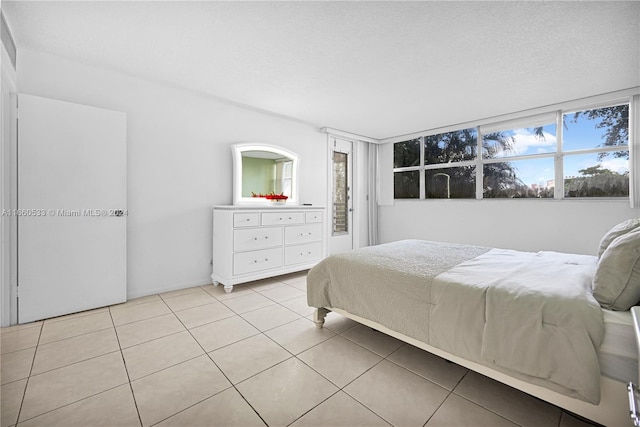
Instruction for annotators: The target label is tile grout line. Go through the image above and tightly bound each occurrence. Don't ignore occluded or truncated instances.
[20,349,123,380]
[284,388,344,427]
[163,294,271,427]
[439,369,566,427]
[420,369,469,427]
[9,325,129,425]
[284,320,415,426]
[291,345,393,426]
[110,301,175,328]
[444,391,528,427]
[22,329,122,377]
[12,382,131,425]
[108,304,144,427]
[30,312,114,346]
[12,320,43,426]
[320,335,459,427]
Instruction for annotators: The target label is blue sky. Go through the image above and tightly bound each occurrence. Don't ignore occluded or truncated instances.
[498,115,628,187]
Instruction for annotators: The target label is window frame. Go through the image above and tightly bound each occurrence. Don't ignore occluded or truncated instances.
[393,98,634,201]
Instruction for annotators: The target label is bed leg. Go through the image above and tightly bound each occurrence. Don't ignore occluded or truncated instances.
[313,308,329,328]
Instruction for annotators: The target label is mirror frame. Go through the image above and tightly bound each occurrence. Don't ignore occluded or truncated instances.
[232,143,300,205]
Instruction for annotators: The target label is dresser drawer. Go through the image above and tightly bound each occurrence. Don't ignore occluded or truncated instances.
[261,211,304,226]
[233,227,282,251]
[233,248,283,275]
[285,242,322,266]
[233,212,260,228]
[305,211,323,224]
[285,223,322,245]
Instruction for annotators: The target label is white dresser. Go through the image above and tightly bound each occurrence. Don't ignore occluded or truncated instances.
[211,205,326,292]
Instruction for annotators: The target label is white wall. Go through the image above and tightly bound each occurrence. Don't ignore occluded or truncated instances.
[379,199,639,256]
[16,49,327,299]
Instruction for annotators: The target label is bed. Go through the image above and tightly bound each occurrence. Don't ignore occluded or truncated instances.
[307,222,640,427]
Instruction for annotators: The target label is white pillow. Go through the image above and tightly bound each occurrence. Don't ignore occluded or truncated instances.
[598,219,640,258]
[593,229,640,311]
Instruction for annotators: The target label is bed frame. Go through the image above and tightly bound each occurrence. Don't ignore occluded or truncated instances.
[313,307,630,427]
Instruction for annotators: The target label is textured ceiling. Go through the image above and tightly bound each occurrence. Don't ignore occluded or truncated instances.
[3,1,639,139]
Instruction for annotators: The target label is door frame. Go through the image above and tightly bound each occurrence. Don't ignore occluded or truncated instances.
[326,135,360,254]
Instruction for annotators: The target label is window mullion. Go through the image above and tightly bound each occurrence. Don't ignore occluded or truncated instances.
[482,153,556,164]
[393,166,421,173]
[476,126,483,200]
[423,160,476,170]
[554,111,564,199]
[419,137,425,199]
[561,146,630,157]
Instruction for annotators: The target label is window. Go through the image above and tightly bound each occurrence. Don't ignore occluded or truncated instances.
[394,170,419,199]
[480,122,557,198]
[332,151,348,234]
[426,166,476,199]
[562,105,629,198]
[394,129,478,199]
[483,157,555,198]
[393,102,631,200]
[281,160,293,196]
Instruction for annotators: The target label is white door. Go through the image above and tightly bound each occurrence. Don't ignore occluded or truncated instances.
[18,94,127,323]
[329,137,353,254]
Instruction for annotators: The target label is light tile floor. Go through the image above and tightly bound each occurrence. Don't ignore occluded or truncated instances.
[1,271,598,427]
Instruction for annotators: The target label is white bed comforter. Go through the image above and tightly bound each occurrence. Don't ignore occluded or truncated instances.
[307,240,605,404]
[430,248,604,403]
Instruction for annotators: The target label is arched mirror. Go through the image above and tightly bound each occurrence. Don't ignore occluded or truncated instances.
[232,143,299,205]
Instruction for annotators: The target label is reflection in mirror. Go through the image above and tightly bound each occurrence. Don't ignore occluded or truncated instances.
[241,151,292,197]
[232,143,299,205]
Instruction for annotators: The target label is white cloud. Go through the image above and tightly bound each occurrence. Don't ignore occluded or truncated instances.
[489,128,556,158]
[600,157,629,174]
[510,128,557,156]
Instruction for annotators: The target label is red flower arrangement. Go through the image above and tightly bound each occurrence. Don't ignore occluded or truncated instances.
[251,192,289,201]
